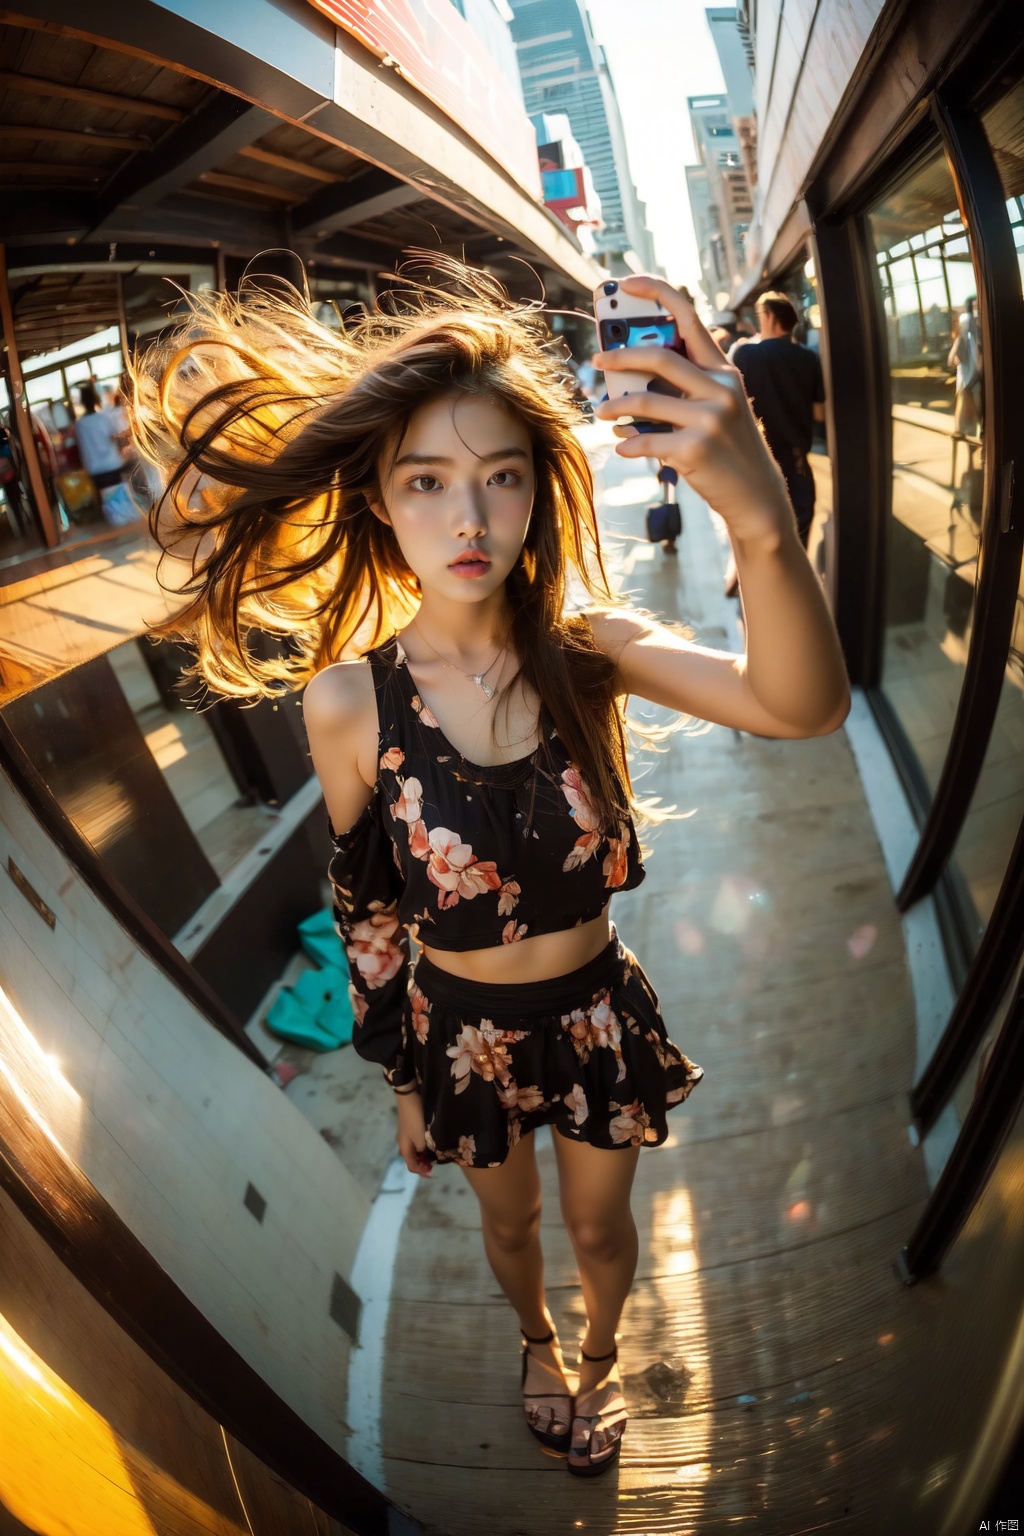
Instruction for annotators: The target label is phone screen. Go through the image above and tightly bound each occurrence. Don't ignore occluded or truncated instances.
[597,311,684,433]
[598,315,684,354]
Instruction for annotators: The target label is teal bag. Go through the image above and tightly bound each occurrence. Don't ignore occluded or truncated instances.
[267,987,347,1052]
[297,907,346,969]
[267,963,355,1051]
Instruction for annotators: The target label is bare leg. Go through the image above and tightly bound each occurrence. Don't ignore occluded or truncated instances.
[552,1133,640,1466]
[553,1133,640,1356]
[462,1132,572,1436]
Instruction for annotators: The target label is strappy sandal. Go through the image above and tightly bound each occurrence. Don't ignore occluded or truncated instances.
[567,1346,627,1478]
[521,1328,573,1453]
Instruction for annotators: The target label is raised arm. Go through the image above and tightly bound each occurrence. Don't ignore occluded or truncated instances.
[593,276,850,738]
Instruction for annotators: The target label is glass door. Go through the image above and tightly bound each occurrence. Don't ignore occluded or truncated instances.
[942,77,1024,953]
[868,151,984,799]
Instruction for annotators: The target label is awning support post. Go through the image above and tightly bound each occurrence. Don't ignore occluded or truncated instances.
[0,243,61,549]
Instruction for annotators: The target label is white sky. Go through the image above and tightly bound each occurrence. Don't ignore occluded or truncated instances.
[584,0,727,295]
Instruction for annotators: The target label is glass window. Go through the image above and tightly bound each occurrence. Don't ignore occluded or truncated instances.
[25,370,64,407]
[983,79,1024,291]
[90,350,124,382]
[951,958,1022,1125]
[946,77,1024,950]
[868,151,982,795]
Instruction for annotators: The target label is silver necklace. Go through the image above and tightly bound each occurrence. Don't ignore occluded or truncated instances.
[409,621,506,700]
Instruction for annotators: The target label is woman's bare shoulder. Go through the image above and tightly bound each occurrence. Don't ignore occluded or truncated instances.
[302,659,379,803]
[302,657,376,731]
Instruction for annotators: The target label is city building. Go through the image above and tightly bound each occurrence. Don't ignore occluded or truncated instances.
[706,5,758,197]
[532,110,602,252]
[508,0,658,273]
[685,91,754,307]
[454,0,524,99]
[685,157,725,307]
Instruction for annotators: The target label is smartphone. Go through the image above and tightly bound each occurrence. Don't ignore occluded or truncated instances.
[593,280,686,434]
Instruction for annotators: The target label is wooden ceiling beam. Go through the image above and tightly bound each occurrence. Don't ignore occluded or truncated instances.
[197,170,301,204]
[104,190,287,251]
[237,144,341,184]
[0,162,102,179]
[0,68,185,121]
[292,166,421,236]
[89,96,279,237]
[1,122,152,152]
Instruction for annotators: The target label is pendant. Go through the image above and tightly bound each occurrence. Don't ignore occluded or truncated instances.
[474,675,495,700]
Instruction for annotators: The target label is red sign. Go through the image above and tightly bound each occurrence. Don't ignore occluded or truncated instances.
[311,1,542,200]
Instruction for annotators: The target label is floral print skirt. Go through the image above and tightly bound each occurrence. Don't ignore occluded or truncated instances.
[408,930,704,1169]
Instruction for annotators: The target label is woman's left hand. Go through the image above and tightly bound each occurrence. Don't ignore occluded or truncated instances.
[593,276,792,549]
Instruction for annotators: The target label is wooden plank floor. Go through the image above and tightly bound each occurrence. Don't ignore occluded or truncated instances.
[366,425,1024,1535]
[0,530,181,704]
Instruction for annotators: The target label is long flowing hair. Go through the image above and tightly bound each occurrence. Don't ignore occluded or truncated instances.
[130,256,636,830]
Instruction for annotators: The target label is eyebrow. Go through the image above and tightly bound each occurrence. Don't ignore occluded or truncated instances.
[394,447,530,467]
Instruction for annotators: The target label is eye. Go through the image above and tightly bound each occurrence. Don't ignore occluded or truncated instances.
[408,474,442,493]
[488,469,522,488]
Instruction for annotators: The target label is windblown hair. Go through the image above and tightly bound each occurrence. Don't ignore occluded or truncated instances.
[130,255,635,830]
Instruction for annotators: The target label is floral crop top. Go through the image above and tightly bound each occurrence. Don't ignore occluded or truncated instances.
[326,636,644,1084]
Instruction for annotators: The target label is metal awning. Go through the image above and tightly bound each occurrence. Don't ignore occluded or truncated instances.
[0,1,600,343]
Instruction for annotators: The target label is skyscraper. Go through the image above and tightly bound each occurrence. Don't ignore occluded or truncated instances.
[686,92,753,306]
[508,0,658,273]
[684,9,756,307]
[706,7,757,206]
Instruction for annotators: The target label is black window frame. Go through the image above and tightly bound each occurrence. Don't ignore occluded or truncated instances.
[809,27,1024,1269]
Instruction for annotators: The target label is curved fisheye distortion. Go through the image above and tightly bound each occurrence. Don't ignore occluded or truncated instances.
[0,3,1022,1535]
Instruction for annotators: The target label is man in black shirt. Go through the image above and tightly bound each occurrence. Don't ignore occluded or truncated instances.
[729,292,825,549]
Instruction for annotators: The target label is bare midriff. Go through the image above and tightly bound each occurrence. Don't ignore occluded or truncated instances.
[420,905,612,984]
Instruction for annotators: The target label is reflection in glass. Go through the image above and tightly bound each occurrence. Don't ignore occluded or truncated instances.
[949,610,1024,945]
[951,960,1022,1123]
[983,78,1024,292]
[869,152,982,794]
[947,76,1024,949]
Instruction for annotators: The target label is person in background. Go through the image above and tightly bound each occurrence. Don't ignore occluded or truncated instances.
[30,407,60,486]
[75,381,141,526]
[948,297,982,437]
[575,357,598,399]
[3,407,59,523]
[75,382,128,488]
[723,292,825,596]
[0,418,28,533]
[708,309,744,351]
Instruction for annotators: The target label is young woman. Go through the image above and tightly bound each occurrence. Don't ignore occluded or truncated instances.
[134,261,849,1478]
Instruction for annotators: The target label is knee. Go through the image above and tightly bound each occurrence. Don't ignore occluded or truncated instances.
[566,1216,630,1264]
[484,1202,541,1255]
